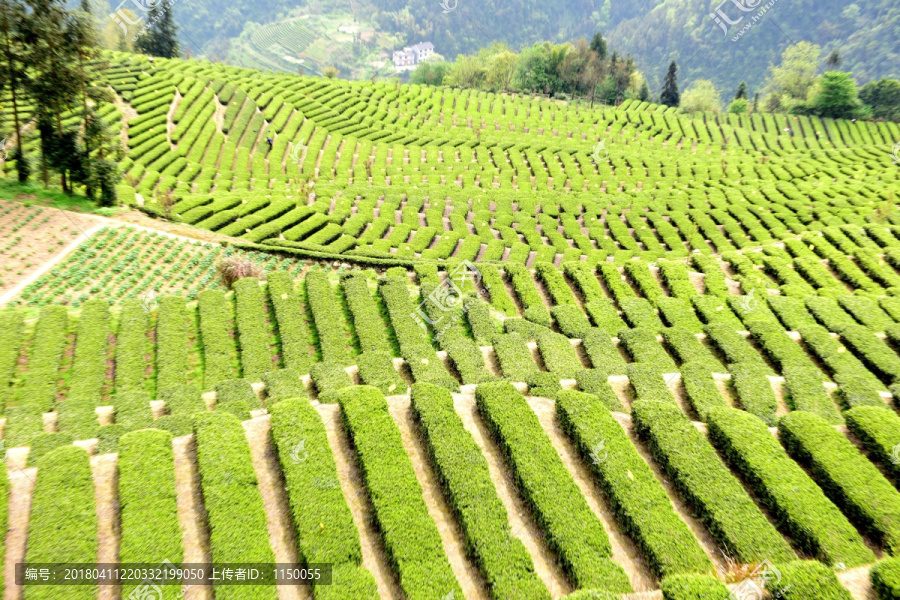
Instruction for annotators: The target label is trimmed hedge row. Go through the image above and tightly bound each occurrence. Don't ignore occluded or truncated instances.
[555,390,713,578]
[194,411,277,600]
[232,278,274,381]
[58,300,109,439]
[0,310,24,414]
[680,362,728,420]
[871,557,900,600]
[662,327,722,373]
[584,298,628,335]
[844,406,900,487]
[477,264,518,316]
[337,386,462,599]
[706,407,873,567]
[536,331,582,378]
[506,264,551,327]
[261,370,305,404]
[728,362,779,425]
[475,381,632,592]
[618,328,676,371]
[783,364,843,424]
[535,261,577,306]
[704,323,770,369]
[766,561,853,600]
[306,271,352,365]
[266,272,314,374]
[197,290,237,389]
[215,378,259,419]
[779,411,900,555]
[581,329,628,375]
[631,398,796,565]
[269,399,379,599]
[659,574,729,600]
[341,273,392,355]
[114,299,149,394]
[493,333,538,381]
[7,305,68,446]
[356,351,406,395]
[573,372,625,411]
[25,446,97,600]
[627,364,676,404]
[410,383,549,599]
[118,429,184,600]
[156,296,189,391]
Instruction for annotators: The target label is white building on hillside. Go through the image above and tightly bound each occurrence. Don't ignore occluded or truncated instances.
[393,42,435,70]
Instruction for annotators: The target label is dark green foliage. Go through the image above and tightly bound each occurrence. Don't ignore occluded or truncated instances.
[779,411,900,554]
[706,407,874,567]
[269,399,378,599]
[871,557,900,600]
[475,381,632,592]
[631,398,796,565]
[337,386,461,599]
[410,383,549,599]
[556,390,713,578]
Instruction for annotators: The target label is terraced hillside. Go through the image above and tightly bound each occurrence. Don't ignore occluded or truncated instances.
[2,49,900,599]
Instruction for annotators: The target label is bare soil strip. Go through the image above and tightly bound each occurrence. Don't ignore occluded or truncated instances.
[384,395,490,600]
[3,467,36,600]
[314,403,402,600]
[451,393,571,598]
[91,453,120,600]
[172,435,213,600]
[838,566,876,600]
[527,396,657,593]
[243,416,310,600]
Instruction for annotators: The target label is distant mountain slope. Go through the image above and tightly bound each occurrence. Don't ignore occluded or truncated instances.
[143,0,898,92]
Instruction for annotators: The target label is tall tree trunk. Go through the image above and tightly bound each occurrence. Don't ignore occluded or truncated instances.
[55,109,68,193]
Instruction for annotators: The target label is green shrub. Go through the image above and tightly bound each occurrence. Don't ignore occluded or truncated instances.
[619,328,676,370]
[337,386,461,599]
[269,399,378,599]
[25,446,97,600]
[475,381,632,592]
[659,574,729,600]
[574,371,625,411]
[194,411,277,600]
[59,299,109,439]
[556,390,713,578]
[783,364,843,424]
[118,429,183,599]
[779,411,900,554]
[680,362,728,420]
[766,561,852,600]
[0,310,24,414]
[729,362,779,425]
[493,333,538,381]
[707,407,874,567]
[26,433,75,467]
[159,384,205,415]
[581,329,628,375]
[262,369,306,404]
[215,378,258,419]
[306,271,352,364]
[871,557,900,600]
[356,351,406,395]
[536,330,583,378]
[845,406,900,486]
[156,295,189,390]
[631,398,796,565]
[198,289,238,388]
[233,278,274,381]
[410,383,549,599]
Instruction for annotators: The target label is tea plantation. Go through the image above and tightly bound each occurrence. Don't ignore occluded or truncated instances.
[1,49,900,599]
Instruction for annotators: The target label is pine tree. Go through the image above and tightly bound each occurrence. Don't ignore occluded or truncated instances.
[826,49,841,69]
[735,81,748,100]
[638,81,650,102]
[660,60,680,107]
[135,1,179,58]
[590,31,607,60]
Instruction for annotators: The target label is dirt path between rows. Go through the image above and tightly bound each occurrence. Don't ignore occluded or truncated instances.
[315,403,402,600]
[451,393,571,598]
[242,416,310,600]
[527,396,657,593]
[172,435,213,600]
[838,566,876,600]
[3,466,35,600]
[91,453,120,600]
[385,395,490,600]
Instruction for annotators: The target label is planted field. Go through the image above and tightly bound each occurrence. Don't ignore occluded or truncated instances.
[3,47,900,600]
